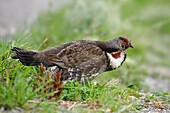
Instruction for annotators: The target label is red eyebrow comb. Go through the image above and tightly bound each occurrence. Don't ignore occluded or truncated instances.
[123,37,129,42]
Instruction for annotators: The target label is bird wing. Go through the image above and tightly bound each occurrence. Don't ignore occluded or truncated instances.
[49,43,109,82]
[49,43,107,69]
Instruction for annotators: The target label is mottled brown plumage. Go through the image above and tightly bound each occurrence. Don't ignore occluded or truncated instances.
[11,36,133,83]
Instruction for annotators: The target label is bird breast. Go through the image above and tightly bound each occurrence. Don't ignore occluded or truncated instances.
[107,51,126,69]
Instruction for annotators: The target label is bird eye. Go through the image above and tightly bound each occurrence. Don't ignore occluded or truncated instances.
[119,37,129,43]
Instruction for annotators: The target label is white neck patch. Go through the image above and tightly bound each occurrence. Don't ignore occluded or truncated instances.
[107,51,126,69]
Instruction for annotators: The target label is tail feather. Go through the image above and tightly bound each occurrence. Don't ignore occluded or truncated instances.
[11,47,41,66]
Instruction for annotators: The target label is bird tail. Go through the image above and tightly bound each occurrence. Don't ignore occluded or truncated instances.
[11,47,41,66]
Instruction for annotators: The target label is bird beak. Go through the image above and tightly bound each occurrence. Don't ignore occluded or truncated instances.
[130,43,134,48]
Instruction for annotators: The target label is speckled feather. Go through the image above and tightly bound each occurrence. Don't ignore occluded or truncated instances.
[37,42,109,82]
[52,43,108,82]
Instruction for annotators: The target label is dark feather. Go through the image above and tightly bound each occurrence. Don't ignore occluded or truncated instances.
[11,47,40,66]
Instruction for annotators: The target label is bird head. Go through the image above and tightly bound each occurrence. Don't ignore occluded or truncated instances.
[116,36,134,50]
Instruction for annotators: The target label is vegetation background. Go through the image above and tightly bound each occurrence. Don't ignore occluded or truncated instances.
[0,0,170,112]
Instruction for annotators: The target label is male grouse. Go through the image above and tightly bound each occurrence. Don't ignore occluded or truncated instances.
[11,36,133,83]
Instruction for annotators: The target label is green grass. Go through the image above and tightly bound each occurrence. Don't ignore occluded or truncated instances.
[1,0,170,112]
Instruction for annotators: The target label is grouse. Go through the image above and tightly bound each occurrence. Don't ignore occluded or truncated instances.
[11,36,133,83]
